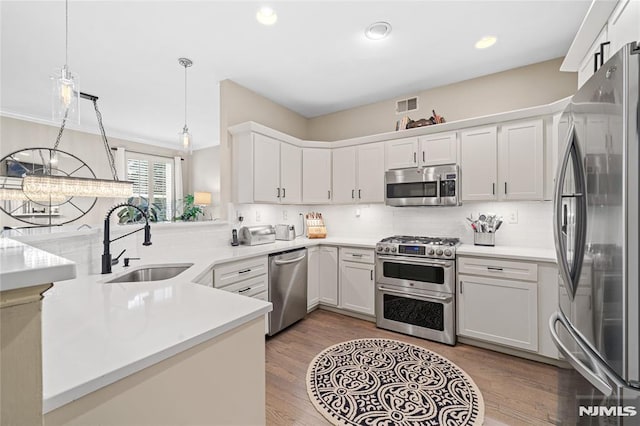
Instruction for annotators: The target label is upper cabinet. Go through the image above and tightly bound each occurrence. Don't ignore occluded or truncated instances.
[461,126,498,201]
[498,119,544,201]
[564,0,640,89]
[461,120,544,202]
[386,132,457,170]
[302,148,332,204]
[333,143,385,204]
[233,132,301,204]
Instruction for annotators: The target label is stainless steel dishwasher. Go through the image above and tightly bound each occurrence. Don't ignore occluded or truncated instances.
[268,248,307,336]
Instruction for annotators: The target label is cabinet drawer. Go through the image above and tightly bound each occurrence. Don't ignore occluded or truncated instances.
[218,274,267,297]
[339,247,375,264]
[214,256,268,287]
[458,256,538,282]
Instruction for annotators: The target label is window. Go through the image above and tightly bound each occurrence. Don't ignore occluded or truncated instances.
[126,153,174,221]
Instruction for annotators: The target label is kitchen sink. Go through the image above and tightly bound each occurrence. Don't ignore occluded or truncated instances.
[105,264,193,283]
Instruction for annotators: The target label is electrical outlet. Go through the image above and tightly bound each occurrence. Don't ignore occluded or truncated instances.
[282,210,288,220]
[255,210,261,222]
[355,208,361,217]
[508,209,518,224]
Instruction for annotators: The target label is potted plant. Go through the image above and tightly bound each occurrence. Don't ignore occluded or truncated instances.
[117,197,160,224]
[174,194,203,221]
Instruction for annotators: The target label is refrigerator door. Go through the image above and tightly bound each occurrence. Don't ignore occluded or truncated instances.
[553,42,640,390]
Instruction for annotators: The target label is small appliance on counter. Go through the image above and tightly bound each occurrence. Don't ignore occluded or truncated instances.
[238,225,276,246]
[467,213,502,246]
[275,224,296,241]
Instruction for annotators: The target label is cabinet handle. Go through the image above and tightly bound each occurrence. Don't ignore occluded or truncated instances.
[422,151,425,163]
[238,269,252,274]
[594,52,601,73]
[350,253,363,257]
[352,189,355,199]
[413,152,417,163]
[492,183,495,195]
[238,287,252,293]
[487,266,503,271]
[370,270,373,281]
[460,281,463,294]
[277,187,281,198]
[599,41,610,67]
[504,182,507,195]
[328,190,331,199]
[358,189,362,199]
[282,187,286,198]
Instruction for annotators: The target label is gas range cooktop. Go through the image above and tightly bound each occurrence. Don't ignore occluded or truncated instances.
[376,235,461,259]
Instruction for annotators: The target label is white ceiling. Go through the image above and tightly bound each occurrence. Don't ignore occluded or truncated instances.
[1,1,591,150]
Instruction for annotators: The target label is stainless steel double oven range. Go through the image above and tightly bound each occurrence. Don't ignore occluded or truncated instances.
[375,236,460,345]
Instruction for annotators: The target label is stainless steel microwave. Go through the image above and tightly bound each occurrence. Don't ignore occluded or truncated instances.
[385,165,461,207]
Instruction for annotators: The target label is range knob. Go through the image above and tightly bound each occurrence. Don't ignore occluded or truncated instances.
[377,246,383,252]
[436,249,444,256]
[444,249,452,257]
[428,248,435,255]
[385,247,390,253]
[391,247,397,253]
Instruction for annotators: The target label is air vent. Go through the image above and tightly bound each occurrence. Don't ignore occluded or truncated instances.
[396,97,418,114]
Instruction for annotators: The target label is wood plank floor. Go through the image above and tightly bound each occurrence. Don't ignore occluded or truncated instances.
[265,309,564,425]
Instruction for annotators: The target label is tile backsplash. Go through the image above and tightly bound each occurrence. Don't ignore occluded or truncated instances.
[230,201,554,249]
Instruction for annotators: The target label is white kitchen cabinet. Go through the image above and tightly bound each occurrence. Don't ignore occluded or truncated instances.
[332,143,384,204]
[332,147,357,204]
[386,137,418,169]
[455,255,560,356]
[302,148,332,204]
[577,25,610,88]
[318,246,339,306]
[339,247,375,316]
[607,0,640,58]
[232,132,301,204]
[307,246,320,309]
[386,132,457,170]
[253,133,281,203]
[460,126,498,201]
[356,142,385,203]
[279,142,302,203]
[498,119,544,200]
[419,132,457,166]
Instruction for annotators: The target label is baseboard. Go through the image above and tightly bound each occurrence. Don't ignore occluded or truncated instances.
[457,336,570,368]
[317,305,376,323]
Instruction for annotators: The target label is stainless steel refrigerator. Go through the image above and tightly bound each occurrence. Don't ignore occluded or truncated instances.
[550,42,640,425]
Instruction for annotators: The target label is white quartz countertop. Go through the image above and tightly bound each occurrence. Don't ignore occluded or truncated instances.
[0,238,76,291]
[10,228,552,413]
[457,244,557,263]
[41,235,380,413]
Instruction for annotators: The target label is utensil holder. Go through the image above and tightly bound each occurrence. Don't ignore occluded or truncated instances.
[474,232,495,246]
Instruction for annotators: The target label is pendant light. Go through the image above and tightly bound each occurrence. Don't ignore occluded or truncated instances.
[178,57,193,153]
[52,0,79,123]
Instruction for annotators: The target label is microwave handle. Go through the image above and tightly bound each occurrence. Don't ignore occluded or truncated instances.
[436,175,442,204]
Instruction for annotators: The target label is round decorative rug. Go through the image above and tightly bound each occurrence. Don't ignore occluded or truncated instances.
[306,338,484,426]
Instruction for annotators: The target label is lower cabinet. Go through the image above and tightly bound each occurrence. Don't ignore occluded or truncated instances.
[308,246,339,307]
[457,274,538,352]
[339,247,375,316]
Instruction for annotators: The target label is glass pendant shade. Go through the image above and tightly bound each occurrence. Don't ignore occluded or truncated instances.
[52,66,79,123]
[23,175,133,199]
[180,126,191,152]
[0,187,66,203]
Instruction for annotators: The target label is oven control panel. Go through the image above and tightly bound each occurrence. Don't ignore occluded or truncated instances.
[375,244,456,259]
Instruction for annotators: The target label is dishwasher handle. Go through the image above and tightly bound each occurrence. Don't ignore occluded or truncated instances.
[273,254,306,265]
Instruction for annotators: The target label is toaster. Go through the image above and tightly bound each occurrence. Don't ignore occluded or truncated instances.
[275,224,296,241]
[239,225,276,246]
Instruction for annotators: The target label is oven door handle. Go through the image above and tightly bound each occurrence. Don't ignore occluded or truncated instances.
[377,286,452,303]
[376,255,453,268]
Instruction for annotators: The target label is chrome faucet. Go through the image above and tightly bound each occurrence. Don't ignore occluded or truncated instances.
[102,203,152,274]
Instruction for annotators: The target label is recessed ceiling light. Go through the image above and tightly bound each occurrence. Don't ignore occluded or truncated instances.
[365,22,392,40]
[475,36,497,49]
[256,6,277,26]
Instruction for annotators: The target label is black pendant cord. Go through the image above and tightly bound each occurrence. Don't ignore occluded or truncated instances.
[50,93,120,181]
